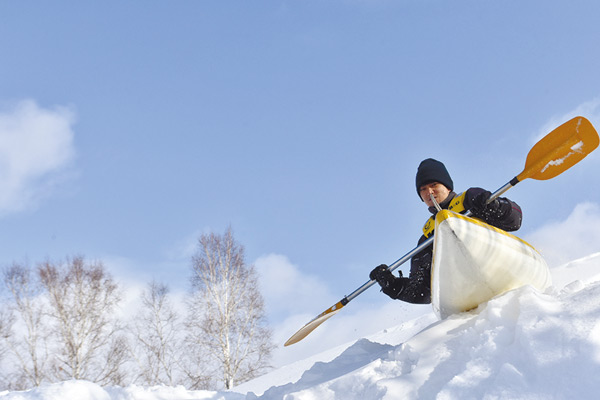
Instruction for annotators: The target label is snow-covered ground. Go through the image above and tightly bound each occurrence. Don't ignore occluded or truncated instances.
[2,253,600,399]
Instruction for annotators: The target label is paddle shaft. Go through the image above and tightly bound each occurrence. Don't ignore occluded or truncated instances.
[343,177,521,304]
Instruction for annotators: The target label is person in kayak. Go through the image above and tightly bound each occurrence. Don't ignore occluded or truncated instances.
[369,158,523,304]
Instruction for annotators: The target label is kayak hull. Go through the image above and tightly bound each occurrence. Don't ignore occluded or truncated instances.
[431,210,551,319]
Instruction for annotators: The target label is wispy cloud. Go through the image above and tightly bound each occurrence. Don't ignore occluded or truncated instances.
[0,99,77,215]
[254,254,336,322]
[526,202,600,268]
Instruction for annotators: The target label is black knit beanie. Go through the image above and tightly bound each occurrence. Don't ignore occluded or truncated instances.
[415,158,454,198]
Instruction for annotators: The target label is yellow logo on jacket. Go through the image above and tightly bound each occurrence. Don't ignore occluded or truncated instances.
[422,192,467,238]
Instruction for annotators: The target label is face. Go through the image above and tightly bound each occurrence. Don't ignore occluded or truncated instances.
[419,182,451,207]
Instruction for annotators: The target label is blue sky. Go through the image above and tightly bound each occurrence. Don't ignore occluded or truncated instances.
[2,1,600,365]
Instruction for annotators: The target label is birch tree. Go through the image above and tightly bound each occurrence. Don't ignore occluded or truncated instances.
[37,257,128,385]
[2,263,49,389]
[0,305,14,389]
[186,227,274,390]
[130,281,182,385]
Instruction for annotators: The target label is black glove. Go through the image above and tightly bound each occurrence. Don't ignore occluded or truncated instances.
[470,190,501,221]
[370,264,394,286]
[369,264,404,299]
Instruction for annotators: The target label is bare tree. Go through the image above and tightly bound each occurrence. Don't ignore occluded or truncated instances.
[0,305,15,389]
[130,281,183,386]
[2,263,49,389]
[181,297,218,390]
[186,227,274,390]
[37,256,128,385]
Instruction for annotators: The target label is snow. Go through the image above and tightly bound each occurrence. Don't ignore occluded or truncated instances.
[541,140,585,172]
[2,254,600,399]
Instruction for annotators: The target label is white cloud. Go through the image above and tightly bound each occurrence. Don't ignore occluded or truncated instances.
[525,202,600,268]
[254,254,336,322]
[0,99,76,215]
[101,254,191,323]
[163,229,202,263]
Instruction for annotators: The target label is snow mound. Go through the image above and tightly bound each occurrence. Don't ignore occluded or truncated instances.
[246,280,600,399]
[0,380,245,400]
[249,340,394,399]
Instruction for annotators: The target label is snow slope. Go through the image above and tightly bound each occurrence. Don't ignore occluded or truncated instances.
[2,253,600,400]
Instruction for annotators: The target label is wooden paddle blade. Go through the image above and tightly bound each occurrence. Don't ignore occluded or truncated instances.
[517,116,599,182]
[284,300,346,346]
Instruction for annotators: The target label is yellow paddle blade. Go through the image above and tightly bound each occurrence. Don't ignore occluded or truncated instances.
[284,300,346,346]
[517,116,599,182]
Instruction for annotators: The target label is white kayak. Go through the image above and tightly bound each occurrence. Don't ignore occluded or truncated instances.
[431,209,551,319]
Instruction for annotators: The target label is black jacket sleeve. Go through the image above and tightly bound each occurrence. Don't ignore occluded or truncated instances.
[463,187,522,232]
[385,234,432,304]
